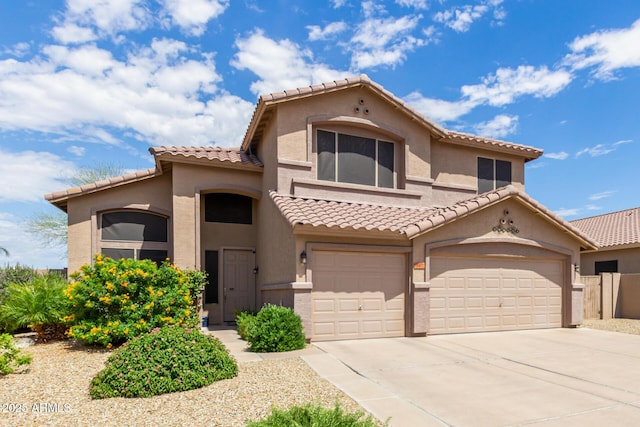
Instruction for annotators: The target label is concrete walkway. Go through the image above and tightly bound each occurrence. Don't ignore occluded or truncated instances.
[208,327,640,426]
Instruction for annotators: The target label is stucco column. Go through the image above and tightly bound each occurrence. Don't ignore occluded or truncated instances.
[172,193,197,269]
[411,282,430,335]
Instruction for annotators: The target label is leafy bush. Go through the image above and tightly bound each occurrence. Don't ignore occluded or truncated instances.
[235,309,256,340]
[245,304,306,353]
[65,255,206,347]
[247,403,383,427]
[0,333,32,375]
[0,274,69,341]
[90,326,237,399]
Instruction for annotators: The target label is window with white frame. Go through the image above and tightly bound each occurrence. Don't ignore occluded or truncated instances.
[477,157,512,193]
[99,211,169,265]
[317,129,395,188]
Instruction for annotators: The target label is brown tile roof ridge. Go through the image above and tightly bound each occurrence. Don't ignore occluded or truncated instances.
[149,146,263,166]
[270,186,597,248]
[570,206,640,248]
[443,130,543,160]
[45,167,158,202]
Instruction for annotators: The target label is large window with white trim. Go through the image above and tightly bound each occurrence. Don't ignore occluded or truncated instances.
[99,211,169,264]
[317,129,395,188]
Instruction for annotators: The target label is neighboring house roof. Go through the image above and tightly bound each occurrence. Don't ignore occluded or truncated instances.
[46,146,263,212]
[570,207,640,249]
[271,185,597,249]
[149,146,263,172]
[242,75,543,162]
[45,168,159,212]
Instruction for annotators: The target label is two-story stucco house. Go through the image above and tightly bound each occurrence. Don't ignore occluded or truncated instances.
[46,76,597,341]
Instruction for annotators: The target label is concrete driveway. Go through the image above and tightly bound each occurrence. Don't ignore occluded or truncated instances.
[302,328,640,426]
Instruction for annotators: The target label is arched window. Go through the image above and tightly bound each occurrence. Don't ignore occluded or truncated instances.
[99,210,169,264]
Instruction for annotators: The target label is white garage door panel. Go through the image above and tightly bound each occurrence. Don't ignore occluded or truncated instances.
[430,257,563,335]
[312,251,405,341]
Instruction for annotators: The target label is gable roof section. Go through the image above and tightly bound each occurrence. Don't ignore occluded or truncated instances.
[271,186,597,249]
[242,75,543,161]
[150,146,263,172]
[570,207,640,249]
[45,168,159,212]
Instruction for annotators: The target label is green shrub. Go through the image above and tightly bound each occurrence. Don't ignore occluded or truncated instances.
[245,304,306,353]
[90,326,237,399]
[0,333,32,375]
[247,403,383,427]
[0,274,69,340]
[235,309,256,340]
[65,255,206,347]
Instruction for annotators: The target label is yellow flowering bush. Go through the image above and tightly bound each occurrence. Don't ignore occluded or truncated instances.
[65,255,206,347]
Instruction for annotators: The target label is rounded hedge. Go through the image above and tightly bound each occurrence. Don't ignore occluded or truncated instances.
[245,304,306,353]
[90,326,238,399]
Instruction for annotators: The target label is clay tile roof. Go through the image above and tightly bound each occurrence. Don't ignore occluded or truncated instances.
[270,186,597,249]
[45,168,159,209]
[570,207,640,248]
[270,191,433,234]
[442,131,543,161]
[149,146,262,166]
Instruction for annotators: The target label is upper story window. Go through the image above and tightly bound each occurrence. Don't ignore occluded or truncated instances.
[317,129,395,188]
[205,193,253,224]
[100,211,169,264]
[477,157,511,194]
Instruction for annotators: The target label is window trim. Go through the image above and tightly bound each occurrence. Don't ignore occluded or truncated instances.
[477,156,512,194]
[317,128,397,189]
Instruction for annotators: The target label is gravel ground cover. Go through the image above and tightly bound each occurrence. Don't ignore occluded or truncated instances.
[581,318,640,335]
[0,340,362,427]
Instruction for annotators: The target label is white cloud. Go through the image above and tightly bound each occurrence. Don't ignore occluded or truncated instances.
[51,0,152,43]
[544,151,569,160]
[576,144,615,157]
[396,0,429,9]
[613,139,633,146]
[472,114,518,138]
[564,18,640,80]
[307,21,347,41]
[160,0,229,36]
[404,65,572,123]
[461,65,573,107]
[554,207,581,218]
[585,204,602,211]
[349,9,426,69]
[332,0,347,8]
[67,145,86,156]
[0,150,76,203]
[403,92,476,123]
[434,4,489,33]
[0,38,255,147]
[589,190,616,201]
[3,42,31,57]
[231,29,347,95]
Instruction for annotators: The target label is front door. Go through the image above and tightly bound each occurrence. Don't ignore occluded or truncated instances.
[223,249,255,322]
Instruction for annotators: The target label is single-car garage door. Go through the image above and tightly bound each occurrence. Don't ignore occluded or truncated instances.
[312,250,406,341]
[430,256,563,335]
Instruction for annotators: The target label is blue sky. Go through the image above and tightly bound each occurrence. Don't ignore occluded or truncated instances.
[1,0,639,268]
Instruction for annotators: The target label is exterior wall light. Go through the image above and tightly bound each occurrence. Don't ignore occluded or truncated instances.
[300,250,307,264]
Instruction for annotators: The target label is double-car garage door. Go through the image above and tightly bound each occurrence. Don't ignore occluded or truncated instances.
[429,256,563,335]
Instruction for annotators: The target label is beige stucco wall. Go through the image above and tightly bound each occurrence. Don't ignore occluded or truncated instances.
[579,247,640,275]
[66,173,173,274]
[620,274,640,318]
[170,162,262,270]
